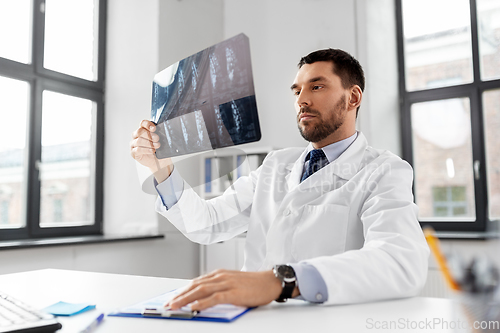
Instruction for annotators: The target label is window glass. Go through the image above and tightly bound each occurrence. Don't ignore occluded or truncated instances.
[433,186,468,217]
[477,0,500,81]
[402,0,473,91]
[40,91,94,227]
[483,89,500,220]
[44,0,98,80]
[0,0,32,63]
[411,98,476,221]
[0,77,30,228]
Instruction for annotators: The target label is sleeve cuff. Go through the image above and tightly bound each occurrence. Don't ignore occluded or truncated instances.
[289,262,328,303]
[154,166,185,210]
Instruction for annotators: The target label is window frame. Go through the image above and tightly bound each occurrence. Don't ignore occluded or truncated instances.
[0,0,106,240]
[395,0,500,232]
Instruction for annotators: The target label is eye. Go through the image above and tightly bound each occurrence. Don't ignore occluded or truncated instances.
[293,90,301,96]
[312,85,322,91]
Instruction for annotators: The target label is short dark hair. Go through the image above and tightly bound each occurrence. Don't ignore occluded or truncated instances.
[298,48,365,116]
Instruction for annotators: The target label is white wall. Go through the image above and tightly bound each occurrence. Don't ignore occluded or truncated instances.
[224,0,358,151]
[0,236,197,278]
[104,0,159,235]
[356,0,402,155]
[102,0,200,278]
[156,0,224,189]
[220,0,400,155]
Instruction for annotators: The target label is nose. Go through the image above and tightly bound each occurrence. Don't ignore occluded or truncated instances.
[296,90,311,108]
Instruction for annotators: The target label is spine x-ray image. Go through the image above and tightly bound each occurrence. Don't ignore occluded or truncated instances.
[151,33,261,159]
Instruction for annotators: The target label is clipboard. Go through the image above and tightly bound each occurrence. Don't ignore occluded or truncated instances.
[108,289,252,323]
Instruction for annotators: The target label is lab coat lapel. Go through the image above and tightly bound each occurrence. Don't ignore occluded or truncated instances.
[284,149,309,192]
[328,132,368,181]
[290,132,369,191]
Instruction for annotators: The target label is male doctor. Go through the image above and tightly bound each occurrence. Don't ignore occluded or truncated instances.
[130,49,429,311]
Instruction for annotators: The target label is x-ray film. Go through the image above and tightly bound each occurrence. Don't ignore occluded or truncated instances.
[151,33,261,159]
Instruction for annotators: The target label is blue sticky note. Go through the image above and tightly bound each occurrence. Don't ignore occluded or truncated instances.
[43,301,96,316]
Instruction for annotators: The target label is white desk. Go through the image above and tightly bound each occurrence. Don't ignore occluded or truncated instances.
[0,269,468,332]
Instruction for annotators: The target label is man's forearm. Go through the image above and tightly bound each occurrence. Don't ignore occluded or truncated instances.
[152,162,173,183]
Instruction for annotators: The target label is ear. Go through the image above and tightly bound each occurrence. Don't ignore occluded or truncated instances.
[348,85,362,111]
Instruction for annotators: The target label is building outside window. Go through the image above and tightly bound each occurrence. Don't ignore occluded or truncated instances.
[0,201,9,225]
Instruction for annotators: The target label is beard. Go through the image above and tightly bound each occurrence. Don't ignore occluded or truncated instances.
[297,95,347,143]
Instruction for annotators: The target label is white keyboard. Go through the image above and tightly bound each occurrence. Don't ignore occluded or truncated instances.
[0,292,61,333]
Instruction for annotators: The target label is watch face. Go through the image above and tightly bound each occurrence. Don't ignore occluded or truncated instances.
[277,265,295,279]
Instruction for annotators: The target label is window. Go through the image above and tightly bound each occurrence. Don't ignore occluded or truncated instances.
[396,0,500,232]
[0,201,8,225]
[52,199,63,223]
[432,187,468,217]
[0,0,106,240]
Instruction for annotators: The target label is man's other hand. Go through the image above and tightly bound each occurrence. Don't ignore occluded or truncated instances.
[130,119,173,183]
[165,269,284,311]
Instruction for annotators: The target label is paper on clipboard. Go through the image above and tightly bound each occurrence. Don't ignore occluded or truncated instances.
[109,289,251,322]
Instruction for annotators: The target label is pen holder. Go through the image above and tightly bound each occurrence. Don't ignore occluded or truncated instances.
[457,291,500,333]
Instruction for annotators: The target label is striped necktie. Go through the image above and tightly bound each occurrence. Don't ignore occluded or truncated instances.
[301,149,328,182]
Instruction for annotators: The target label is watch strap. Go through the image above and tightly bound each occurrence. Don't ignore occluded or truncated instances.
[276,280,295,302]
[274,265,296,302]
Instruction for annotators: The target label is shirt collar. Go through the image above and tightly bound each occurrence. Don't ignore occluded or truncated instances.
[305,131,358,163]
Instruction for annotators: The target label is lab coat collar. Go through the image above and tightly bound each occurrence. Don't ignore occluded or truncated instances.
[285,131,368,191]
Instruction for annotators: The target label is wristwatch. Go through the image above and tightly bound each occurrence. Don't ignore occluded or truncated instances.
[273,264,297,302]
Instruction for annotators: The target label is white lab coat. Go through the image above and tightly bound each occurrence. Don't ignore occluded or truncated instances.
[156,132,429,305]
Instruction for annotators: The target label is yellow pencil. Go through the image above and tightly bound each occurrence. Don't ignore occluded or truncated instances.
[423,227,461,291]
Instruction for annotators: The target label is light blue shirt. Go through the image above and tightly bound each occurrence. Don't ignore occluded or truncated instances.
[155,132,358,303]
[301,131,358,180]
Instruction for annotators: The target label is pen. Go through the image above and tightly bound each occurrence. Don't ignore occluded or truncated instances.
[79,313,105,333]
[423,227,461,291]
[142,307,198,319]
